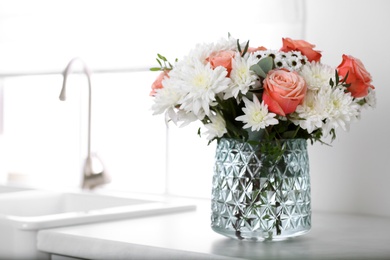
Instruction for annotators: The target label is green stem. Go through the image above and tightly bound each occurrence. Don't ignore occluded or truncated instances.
[275,201,282,235]
[290,125,301,139]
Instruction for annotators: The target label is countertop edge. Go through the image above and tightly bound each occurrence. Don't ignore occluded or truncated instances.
[36,200,390,260]
[37,230,244,260]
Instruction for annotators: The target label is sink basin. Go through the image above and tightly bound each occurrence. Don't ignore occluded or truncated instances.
[0,189,196,259]
[0,189,196,229]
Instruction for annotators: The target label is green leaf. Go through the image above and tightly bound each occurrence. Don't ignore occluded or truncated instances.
[258,56,273,74]
[335,70,340,85]
[156,58,162,67]
[330,128,337,142]
[241,40,249,57]
[250,64,267,78]
[281,130,297,139]
[237,39,242,53]
[157,53,167,61]
[356,99,366,106]
[329,78,334,87]
[225,120,243,137]
[150,67,162,71]
[342,71,350,84]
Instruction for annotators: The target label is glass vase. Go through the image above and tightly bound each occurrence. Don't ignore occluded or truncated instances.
[211,138,311,241]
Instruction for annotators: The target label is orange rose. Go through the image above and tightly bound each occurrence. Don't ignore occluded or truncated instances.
[263,69,307,116]
[337,54,374,98]
[280,38,322,62]
[206,50,235,75]
[150,70,169,96]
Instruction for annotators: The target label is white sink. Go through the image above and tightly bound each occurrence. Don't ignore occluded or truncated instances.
[0,189,196,259]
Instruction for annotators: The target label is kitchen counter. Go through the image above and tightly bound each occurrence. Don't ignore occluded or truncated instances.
[37,198,390,260]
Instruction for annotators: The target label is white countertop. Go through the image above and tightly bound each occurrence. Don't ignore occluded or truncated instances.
[37,198,390,260]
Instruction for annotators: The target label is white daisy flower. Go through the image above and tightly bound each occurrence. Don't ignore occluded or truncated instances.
[178,59,231,119]
[300,62,335,91]
[251,49,278,62]
[224,53,259,99]
[252,50,268,60]
[261,49,278,59]
[274,56,289,70]
[285,55,305,71]
[203,113,228,141]
[288,51,308,64]
[236,95,278,131]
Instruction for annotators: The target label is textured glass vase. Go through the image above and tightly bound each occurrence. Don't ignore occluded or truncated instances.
[211,138,311,241]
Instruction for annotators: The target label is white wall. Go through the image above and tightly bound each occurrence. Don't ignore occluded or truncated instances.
[1,0,388,217]
[305,0,390,216]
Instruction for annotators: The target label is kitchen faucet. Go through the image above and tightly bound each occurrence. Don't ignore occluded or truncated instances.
[59,58,110,190]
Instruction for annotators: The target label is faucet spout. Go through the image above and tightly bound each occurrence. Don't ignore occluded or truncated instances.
[59,58,110,190]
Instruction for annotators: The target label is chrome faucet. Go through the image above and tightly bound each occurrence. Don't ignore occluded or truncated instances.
[59,58,110,190]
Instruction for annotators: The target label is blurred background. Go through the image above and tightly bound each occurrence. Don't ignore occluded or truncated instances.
[0,0,388,216]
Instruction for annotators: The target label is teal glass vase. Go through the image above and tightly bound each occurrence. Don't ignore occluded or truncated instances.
[211,138,311,241]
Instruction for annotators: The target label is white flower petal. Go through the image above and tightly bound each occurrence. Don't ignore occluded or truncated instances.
[203,113,227,141]
[236,96,278,131]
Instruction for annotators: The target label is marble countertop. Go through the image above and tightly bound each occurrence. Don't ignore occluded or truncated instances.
[37,198,390,260]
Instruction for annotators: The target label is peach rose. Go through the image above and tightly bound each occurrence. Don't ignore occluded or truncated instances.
[263,69,307,116]
[247,46,267,53]
[280,38,322,62]
[206,50,235,75]
[337,54,374,98]
[150,70,169,96]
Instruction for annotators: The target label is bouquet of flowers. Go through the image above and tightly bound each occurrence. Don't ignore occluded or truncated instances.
[150,36,376,145]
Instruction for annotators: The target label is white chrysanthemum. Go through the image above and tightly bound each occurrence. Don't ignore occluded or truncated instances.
[224,53,259,99]
[213,36,238,52]
[177,42,215,70]
[293,89,327,133]
[151,78,183,116]
[178,59,231,119]
[356,88,377,109]
[365,88,377,108]
[203,113,227,141]
[172,110,198,127]
[180,37,237,69]
[322,87,360,134]
[300,62,335,91]
[236,95,278,131]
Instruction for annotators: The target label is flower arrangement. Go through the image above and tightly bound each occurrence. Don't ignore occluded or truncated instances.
[150,36,376,145]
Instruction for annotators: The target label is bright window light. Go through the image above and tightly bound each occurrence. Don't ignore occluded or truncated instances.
[0,0,305,197]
